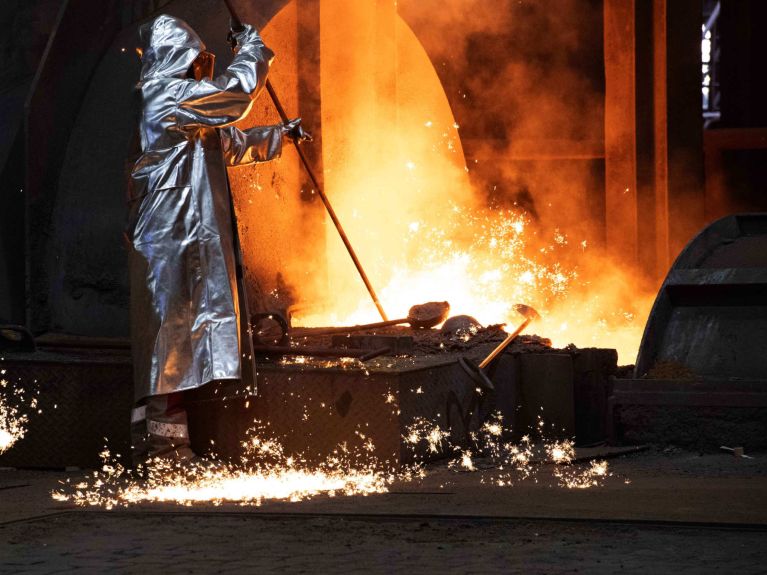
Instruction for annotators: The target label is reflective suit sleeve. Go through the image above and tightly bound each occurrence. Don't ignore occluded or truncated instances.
[220,125,284,166]
[175,26,274,128]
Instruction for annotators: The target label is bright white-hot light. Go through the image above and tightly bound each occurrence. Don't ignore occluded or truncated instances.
[0,376,35,454]
[53,410,619,508]
[519,270,535,285]
[297,204,652,363]
[53,426,392,508]
[0,429,14,452]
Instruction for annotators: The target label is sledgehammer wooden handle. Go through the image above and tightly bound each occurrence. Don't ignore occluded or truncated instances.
[477,304,540,369]
[478,318,531,369]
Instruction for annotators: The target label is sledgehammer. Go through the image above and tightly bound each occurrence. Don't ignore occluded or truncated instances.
[458,304,541,391]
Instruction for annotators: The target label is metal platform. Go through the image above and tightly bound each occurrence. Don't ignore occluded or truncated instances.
[1,333,619,468]
[186,347,619,465]
[0,348,133,468]
[186,355,491,467]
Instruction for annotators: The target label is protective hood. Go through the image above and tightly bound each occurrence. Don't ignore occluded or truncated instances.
[139,15,205,81]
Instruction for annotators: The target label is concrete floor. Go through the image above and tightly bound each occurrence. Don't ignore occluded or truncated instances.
[2,449,767,573]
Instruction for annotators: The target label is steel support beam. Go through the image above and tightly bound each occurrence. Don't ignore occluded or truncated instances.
[604,0,639,266]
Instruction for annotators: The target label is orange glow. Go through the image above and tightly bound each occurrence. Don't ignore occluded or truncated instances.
[52,426,394,508]
[246,1,656,364]
[53,412,616,507]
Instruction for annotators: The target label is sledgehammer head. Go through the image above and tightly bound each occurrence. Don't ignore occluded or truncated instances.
[513,304,540,323]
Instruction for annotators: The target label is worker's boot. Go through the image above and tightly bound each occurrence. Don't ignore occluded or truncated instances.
[131,391,195,467]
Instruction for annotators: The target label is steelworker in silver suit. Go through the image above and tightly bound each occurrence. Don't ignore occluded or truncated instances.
[127,14,308,464]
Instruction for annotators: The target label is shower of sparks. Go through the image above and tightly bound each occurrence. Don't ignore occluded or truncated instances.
[405,411,614,489]
[546,440,575,464]
[53,424,395,509]
[403,417,450,454]
[0,371,38,454]
[456,450,476,471]
[299,205,652,363]
[556,460,610,489]
[53,407,617,508]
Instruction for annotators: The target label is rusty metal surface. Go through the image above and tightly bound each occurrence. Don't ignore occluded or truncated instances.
[0,336,618,467]
[186,346,615,466]
[572,348,617,445]
[516,353,575,440]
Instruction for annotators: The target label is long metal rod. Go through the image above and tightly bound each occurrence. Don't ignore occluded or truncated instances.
[263,84,388,322]
[223,0,388,322]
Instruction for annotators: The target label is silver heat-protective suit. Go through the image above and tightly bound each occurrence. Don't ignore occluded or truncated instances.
[128,15,287,403]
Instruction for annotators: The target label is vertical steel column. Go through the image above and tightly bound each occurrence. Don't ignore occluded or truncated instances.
[604,0,639,267]
[652,0,670,277]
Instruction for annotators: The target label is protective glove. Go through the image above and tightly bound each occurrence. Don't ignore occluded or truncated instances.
[227,22,255,52]
[282,118,313,144]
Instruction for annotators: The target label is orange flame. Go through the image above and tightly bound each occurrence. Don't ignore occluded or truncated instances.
[254,0,657,364]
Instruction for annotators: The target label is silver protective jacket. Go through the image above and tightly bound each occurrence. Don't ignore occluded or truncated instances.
[128,15,283,401]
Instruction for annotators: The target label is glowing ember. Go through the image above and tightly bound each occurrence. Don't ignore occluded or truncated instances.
[458,450,476,471]
[546,440,575,464]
